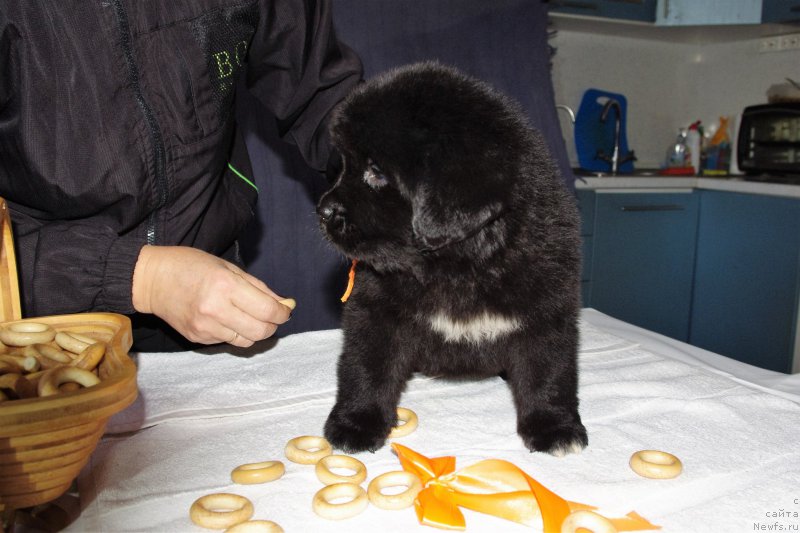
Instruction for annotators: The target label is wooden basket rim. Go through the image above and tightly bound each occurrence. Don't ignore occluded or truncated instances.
[0,312,137,435]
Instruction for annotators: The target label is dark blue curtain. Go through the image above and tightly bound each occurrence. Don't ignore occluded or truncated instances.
[238,0,571,336]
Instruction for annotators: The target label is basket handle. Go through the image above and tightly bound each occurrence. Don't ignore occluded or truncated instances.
[0,198,22,321]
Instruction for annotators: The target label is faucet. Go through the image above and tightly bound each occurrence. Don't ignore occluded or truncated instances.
[556,104,576,124]
[596,98,636,175]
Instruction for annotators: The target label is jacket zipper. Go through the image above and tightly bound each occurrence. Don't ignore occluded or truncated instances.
[110,0,168,245]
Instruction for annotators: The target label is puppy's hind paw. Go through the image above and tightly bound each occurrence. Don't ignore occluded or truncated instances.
[323,409,391,454]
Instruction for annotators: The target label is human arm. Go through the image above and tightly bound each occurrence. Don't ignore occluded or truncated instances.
[6,211,146,318]
[10,213,290,348]
[1,3,294,347]
[246,0,362,171]
[131,245,292,347]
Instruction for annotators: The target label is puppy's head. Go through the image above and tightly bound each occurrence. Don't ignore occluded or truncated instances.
[318,62,529,270]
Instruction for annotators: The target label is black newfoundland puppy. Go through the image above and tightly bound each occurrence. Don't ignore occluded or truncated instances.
[317,62,587,456]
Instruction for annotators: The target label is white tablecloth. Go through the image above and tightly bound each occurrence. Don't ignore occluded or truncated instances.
[68,309,800,532]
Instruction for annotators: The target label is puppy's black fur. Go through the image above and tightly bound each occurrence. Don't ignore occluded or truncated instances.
[317,62,587,455]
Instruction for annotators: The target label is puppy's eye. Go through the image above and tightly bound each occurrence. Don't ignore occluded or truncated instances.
[363,161,389,189]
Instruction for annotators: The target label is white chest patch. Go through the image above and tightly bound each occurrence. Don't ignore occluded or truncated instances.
[428,311,522,344]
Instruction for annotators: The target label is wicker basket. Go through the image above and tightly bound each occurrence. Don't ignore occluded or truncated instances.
[0,199,138,513]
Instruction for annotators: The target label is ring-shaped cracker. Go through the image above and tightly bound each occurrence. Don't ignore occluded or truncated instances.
[73,342,106,371]
[629,449,683,479]
[311,482,368,520]
[21,355,40,372]
[224,520,284,533]
[230,461,285,485]
[0,359,21,375]
[32,343,74,363]
[37,366,101,397]
[24,346,61,370]
[388,407,418,438]
[367,470,423,510]
[561,510,618,533]
[54,331,92,354]
[0,373,37,399]
[284,435,332,465]
[189,493,254,530]
[315,455,367,486]
[0,322,56,346]
[0,354,26,367]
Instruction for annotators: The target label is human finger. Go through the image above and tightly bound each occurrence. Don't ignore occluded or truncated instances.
[231,280,293,326]
[230,298,295,343]
[221,304,283,344]
[225,266,295,315]
[213,284,289,343]
[222,316,279,346]
[202,267,291,343]
[225,266,284,300]
[237,271,297,311]
[224,326,276,348]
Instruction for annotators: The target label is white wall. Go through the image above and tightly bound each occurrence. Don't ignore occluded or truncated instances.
[550,28,800,170]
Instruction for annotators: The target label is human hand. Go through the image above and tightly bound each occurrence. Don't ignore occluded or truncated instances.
[132,245,293,347]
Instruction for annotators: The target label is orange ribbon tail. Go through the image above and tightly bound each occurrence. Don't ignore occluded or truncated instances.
[609,511,662,531]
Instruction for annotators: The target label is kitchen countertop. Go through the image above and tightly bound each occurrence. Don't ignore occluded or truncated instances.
[574,175,800,199]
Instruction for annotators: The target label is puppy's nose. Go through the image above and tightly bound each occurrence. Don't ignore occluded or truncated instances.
[318,199,346,222]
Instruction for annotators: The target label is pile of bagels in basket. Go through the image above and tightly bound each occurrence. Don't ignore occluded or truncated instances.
[189,407,420,532]
[0,321,108,402]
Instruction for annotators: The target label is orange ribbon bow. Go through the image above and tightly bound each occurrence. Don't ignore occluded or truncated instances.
[392,443,660,532]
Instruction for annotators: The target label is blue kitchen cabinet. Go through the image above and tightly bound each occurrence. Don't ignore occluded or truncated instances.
[762,0,800,22]
[550,0,766,25]
[548,0,657,22]
[656,0,762,25]
[589,190,699,341]
[690,191,800,373]
[576,189,596,306]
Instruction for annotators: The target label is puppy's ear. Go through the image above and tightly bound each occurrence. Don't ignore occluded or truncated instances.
[411,182,503,251]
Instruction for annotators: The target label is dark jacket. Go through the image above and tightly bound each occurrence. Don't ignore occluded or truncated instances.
[0,0,361,321]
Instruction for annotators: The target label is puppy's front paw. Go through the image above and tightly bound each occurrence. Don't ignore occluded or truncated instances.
[518,413,588,456]
[323,407,392,453]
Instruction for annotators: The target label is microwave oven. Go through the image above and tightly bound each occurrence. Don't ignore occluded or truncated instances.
[737,102,800,178]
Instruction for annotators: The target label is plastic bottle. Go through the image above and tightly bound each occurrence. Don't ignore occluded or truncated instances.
[703,116,731,175]
[686,121,702,174]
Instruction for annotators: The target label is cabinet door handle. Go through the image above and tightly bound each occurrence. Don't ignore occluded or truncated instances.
[620,205,685,212]
[549,1,598,10]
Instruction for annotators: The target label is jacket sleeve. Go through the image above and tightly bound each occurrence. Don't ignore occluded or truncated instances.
[9,208,147,317]
[245,0,362,171]
[1,10,146,318]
